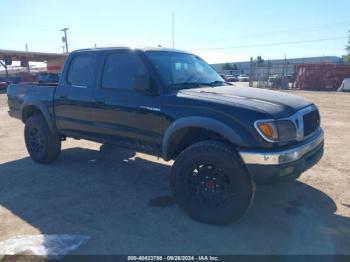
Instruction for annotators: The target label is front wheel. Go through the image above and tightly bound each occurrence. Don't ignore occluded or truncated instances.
[170,140,255,225]
[24,115,61,164]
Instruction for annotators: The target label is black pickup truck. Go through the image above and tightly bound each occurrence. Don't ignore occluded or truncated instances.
[7,47,324,224]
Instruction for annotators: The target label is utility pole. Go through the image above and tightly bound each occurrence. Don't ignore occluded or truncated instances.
[0,60,9,81]
[283,55,287,76]
[172,11,175,49]
[5,64,8,80]
[267,59,271,87]
[60,28,69,53]
[24,44,30,72]
[283,55,288,89]
[249,57,254,87]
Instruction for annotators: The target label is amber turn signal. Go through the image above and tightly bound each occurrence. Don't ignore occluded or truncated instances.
[256,122,278,141]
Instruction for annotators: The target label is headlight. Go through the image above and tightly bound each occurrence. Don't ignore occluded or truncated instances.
[255,120,297,142]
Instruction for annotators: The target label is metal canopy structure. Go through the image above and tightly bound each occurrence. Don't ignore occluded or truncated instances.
[0,49,67,62]
[0,49,68,79]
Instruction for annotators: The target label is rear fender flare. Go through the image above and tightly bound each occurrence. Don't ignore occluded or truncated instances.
[21,100,57,133]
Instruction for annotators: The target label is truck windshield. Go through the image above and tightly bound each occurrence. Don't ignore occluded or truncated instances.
[145,51,225,90]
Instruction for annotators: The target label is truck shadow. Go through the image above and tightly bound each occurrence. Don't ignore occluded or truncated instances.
[0,146,349,255]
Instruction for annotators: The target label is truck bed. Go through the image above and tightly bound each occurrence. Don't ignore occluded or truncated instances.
[7,83,57,120]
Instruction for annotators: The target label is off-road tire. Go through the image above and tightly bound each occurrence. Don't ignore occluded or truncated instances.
[170,140,255,225]
[24,115,61,164]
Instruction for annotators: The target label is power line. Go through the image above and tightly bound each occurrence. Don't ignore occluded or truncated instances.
[176,20,350,47]
[172,11,175,49]
[221,21,350,40]
[191,36,348,52]
[39,45,66,53]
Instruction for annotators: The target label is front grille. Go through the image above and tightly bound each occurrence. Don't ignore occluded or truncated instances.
[303,109,320,137]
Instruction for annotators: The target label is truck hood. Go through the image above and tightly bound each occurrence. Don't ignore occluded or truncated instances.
[179,86,312,118]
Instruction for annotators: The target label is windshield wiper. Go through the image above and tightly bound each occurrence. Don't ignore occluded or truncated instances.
[171,81,230,90]
[170,82,203,89]
[206,81,231,86]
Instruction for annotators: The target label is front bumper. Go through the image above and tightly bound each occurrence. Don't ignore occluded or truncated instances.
[238,128,324,183]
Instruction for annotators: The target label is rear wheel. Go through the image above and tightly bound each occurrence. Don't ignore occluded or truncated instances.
[24,115,61,164]
[170,140,255,225]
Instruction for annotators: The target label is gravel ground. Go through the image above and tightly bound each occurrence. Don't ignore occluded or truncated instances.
[0,90,349,255]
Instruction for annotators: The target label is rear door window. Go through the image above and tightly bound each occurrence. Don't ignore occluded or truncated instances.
[67,53,98,87]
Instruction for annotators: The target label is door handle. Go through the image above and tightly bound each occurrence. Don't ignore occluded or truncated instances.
[59,94,68,99]
[96,99,105,105]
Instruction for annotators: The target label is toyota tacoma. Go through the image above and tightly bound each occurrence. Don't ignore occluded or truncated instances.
[7,47,324,224]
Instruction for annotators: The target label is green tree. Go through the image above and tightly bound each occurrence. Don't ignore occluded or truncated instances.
[344,55,350,63]
[255,56,265,67]
[345,32,350,63]
[223,63,234,70]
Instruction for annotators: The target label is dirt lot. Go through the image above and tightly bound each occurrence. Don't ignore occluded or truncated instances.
[0,90,349,255]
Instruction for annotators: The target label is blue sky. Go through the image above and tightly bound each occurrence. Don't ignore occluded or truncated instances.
[1,0,350,63]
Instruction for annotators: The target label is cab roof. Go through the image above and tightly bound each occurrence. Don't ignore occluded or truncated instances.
[72,46,191,54]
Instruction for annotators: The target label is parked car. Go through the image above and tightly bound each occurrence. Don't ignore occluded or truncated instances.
[268,75,289,89]
[338,78,350,92]
[238,74,249,82]
[224,75,238,82]
[37,72,60,84]
[7,47,324,225]
[0,81,8,90]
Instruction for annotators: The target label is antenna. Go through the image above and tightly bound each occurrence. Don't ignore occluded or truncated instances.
[172,11,175,49]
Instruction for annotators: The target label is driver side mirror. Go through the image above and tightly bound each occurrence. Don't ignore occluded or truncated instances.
[132,75,157,96]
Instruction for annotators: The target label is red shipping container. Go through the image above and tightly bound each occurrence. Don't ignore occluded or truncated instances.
[294,63,350,91]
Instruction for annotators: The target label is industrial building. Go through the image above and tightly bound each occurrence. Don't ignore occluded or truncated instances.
[211,56,343,75]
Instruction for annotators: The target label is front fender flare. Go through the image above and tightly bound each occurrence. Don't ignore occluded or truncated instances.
[162,117,251,160]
